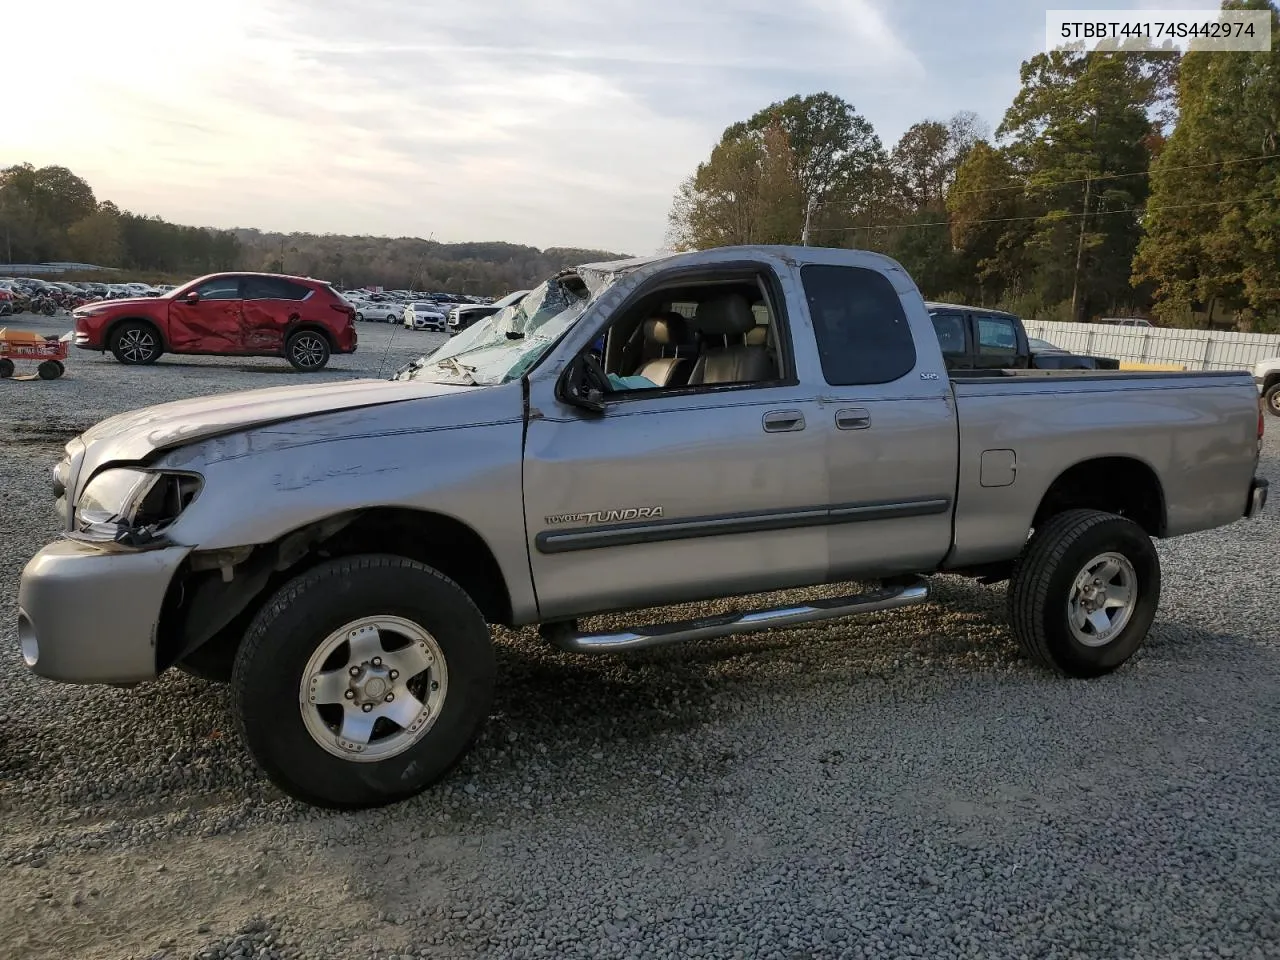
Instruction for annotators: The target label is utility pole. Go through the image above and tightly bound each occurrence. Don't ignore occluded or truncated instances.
[801,196,816,246]
[1070,111,1099,324]
[1070,174,1091,324]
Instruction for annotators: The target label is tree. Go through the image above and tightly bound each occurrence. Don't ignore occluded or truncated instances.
[66,207,124,265]
[946,142,1030,302]
[1133,0,1280,330]
[890,112,987,212]
[997,49,1170,319]
[726,93,885,210]
[667,122,803,250]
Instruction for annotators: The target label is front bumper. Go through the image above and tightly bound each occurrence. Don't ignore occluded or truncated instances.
[1245,477,1269,519]
[18,541,191,684]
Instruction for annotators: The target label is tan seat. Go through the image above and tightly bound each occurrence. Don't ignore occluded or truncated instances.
[688,295,776,385]
[636,315,693,387]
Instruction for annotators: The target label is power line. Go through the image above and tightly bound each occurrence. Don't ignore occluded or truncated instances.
[813,150,1280,207]
[807,192,1280,234]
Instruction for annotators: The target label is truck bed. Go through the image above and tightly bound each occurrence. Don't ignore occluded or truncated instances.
[946,368,1260,567]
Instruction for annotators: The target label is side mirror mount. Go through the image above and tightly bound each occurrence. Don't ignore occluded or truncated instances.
[558,353,610,415]
[184,290,201,304]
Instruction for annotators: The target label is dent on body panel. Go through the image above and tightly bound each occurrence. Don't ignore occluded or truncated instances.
[240,301,286,351]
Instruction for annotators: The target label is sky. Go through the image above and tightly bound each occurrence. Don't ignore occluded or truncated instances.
[6,0,1215,255]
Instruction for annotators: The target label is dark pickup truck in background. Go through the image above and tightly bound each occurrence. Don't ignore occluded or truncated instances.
[927,301,1120,372]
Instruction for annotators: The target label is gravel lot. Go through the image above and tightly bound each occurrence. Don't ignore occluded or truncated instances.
[2,313,1279,960]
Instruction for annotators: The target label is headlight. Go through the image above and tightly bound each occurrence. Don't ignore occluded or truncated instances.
[74,468,202,545]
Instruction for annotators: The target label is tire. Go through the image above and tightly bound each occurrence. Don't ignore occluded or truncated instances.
[1007,509,1160,678]
[231,555,496,809]
[286,330,330,372]
[110,321,163,365]
[1264,382,1280,417]
[37,360,61,380]
[0,358,13,378]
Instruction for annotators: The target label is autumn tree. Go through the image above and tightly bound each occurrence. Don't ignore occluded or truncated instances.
[667,122,804,250]
[1133,0,1280,330]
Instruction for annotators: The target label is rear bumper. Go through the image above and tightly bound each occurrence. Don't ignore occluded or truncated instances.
[1246,477,1269,519]
[17,540,190,684]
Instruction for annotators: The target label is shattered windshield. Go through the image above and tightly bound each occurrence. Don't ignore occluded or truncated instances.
[395,274,594,386]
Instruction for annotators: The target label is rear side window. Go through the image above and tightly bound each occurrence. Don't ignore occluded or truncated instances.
[930,312,966,355]
[244,277,311,300]
[800,264,916,385]
[976,315,1018,359]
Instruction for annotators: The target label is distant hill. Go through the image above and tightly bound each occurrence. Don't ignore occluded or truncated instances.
[232,229,629,295]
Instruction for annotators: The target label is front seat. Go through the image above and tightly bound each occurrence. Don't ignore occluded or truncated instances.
[688,294,776,385]
[636,314,693,387]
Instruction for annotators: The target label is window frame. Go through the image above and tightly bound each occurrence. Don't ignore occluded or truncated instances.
[928,309,970,364]
[580,263,799,405]
[973,312,1021,369]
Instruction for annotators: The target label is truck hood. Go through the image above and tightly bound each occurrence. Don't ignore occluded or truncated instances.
[75,378,476,464]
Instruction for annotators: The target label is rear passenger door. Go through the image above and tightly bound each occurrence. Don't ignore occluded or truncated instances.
[241,276,312,353]
[801,262,958,579]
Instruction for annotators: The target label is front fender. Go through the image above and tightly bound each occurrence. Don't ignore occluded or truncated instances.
[153,384,536,620]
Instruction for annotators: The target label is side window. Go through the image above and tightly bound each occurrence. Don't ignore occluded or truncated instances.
[196,277,241,300]
[800,264,916,386]
[244,277,310,300]
[976,315,1018,358]
[929,312,966,355]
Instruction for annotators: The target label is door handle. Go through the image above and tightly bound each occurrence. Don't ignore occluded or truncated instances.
[762,410,806,433]
[835,407,871,430]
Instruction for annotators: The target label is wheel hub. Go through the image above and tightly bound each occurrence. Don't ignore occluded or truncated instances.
[1068,552,1137,647]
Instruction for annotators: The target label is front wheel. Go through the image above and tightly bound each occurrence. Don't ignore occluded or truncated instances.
[110,321,163,365]
[231,555,495,808]
[286,330,330,371]
[1264,382,1280,417]
[1008,509,1160,678]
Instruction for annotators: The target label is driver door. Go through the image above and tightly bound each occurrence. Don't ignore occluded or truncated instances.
[168,275,246,353]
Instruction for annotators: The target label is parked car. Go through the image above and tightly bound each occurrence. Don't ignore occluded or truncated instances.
[1255,357,1280,416]
[926,302,1120,371]
[350,301,400,324]
[404,301,447,331]
[1097,317,1154,327]
[18,245,1268,809]
[69,272,357,371]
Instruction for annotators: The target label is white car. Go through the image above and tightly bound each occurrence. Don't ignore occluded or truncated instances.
[350,300,400,323]
[1254,357,1280,416]
[404,302,447,331]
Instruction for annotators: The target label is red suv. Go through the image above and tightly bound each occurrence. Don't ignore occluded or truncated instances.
[71,272,357,371]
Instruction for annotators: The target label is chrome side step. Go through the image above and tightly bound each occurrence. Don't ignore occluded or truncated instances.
[541,578,929,653]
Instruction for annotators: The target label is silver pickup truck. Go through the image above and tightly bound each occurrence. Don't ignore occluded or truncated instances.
[17,245,1269,809]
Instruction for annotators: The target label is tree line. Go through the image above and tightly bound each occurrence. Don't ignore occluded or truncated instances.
[0,165,624,295]
[667,0,1280,331]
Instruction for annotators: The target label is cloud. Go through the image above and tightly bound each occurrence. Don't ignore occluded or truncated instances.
[6,0,927,254]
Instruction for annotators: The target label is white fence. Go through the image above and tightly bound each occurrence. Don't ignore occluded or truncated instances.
[1023,321,1280,371]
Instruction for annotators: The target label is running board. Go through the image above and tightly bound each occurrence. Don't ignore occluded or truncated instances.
[541,578,929,653]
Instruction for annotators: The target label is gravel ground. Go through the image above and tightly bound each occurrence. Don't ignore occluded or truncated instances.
[2,313,1279,960]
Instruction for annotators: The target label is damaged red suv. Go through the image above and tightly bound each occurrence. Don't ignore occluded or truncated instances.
[71,272,357,371]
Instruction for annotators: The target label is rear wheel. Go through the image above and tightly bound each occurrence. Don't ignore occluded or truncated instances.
[286,330,330,371]
[231,555,495,808]
[110,321,163,365]
[1008,509,1160,678]
[37,360,62,380]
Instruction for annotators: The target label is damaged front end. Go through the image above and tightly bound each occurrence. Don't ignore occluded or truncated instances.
[68,468,204,548]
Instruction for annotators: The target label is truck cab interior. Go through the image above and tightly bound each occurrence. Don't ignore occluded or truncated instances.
[591,279,784,393]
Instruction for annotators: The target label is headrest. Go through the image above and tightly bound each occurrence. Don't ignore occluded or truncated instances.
[694,294,756,335]
[643,313,689,346]
[743,325,768,346]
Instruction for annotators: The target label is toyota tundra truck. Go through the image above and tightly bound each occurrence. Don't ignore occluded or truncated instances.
[17,245,1269,809]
